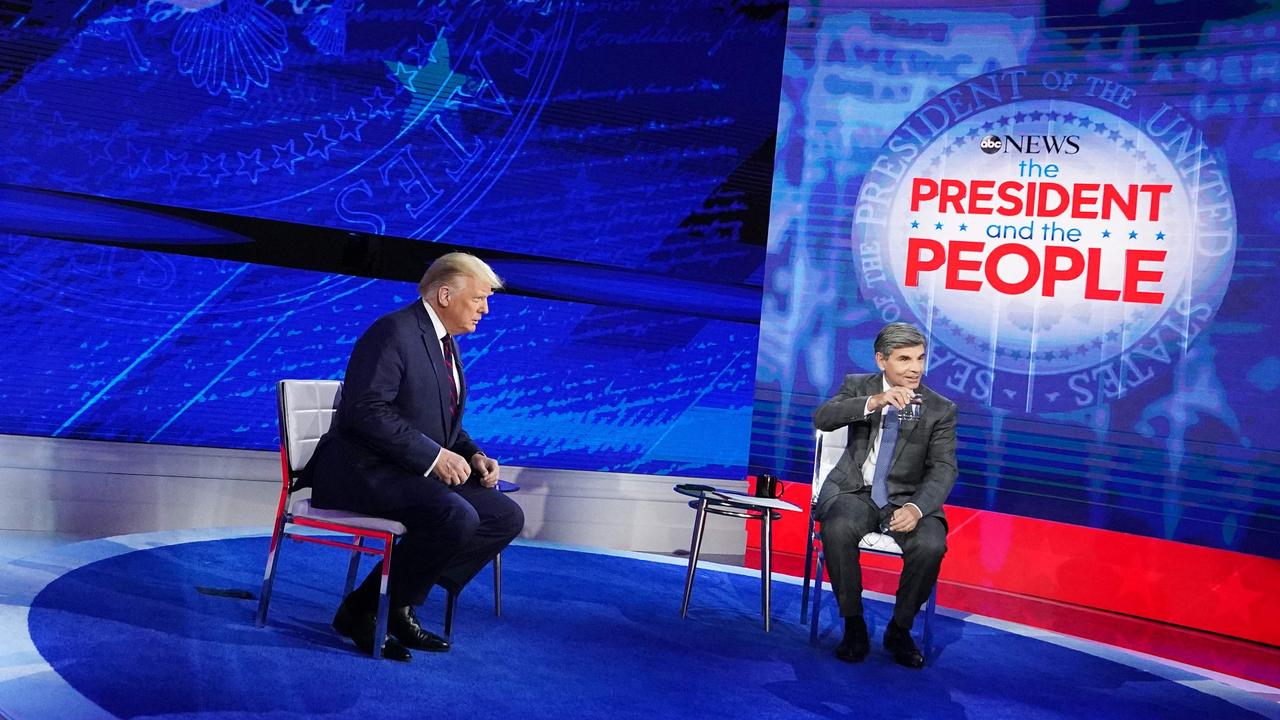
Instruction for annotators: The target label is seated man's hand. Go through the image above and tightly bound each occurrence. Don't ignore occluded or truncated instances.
[433,448,471,486]
[471,453,500,488]
[872,386,917,413]
[887,505,922,533]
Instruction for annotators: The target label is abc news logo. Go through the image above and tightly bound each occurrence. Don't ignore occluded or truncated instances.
[979,134,1081,155]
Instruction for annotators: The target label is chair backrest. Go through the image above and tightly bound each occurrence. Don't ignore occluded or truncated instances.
[811,427,849,506]
[277,380,343,479]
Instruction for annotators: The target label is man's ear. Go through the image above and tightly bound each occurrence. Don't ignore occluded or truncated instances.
[436,285,451,306]
[874,352,886,371]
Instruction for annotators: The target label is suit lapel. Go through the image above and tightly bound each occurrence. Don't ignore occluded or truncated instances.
[852,374,882,467]
[414,303,454,434]
[889,383,927,467]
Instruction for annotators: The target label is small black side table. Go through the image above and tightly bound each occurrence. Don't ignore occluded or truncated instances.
[674,483,801,631]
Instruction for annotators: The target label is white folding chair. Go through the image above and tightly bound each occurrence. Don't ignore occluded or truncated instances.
[800,427,937,648]
[255,380,406,658]
[257,379,511,654]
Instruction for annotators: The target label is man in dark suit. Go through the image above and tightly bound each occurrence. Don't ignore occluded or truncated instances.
[813,322,958,668]
[310,252,524,661]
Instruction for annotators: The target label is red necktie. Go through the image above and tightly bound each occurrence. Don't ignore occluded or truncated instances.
[440,334,459,417]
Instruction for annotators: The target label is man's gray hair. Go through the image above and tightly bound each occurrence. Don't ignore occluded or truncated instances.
[418,252,504,297]
[874,322,927,357]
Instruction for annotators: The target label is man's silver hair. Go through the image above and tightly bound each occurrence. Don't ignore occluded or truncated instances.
[418,252,504,298]
[874,322,927,357]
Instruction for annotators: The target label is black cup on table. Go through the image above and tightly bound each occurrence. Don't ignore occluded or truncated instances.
[755,473,785,499]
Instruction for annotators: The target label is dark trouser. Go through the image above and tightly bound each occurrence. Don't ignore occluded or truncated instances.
[348,478,524,610]
[818,491,946,630]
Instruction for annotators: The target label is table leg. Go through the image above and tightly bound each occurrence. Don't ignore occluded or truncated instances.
[493,552,503,617]
[681,497,709,618]
[761,510,772,632]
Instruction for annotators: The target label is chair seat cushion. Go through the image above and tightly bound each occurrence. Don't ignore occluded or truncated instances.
[859,532,903,555]
[290,498,407,535]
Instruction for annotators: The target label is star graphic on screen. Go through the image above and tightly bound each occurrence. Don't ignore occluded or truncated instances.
[407,33,438,65]
[336,107,368,142]
[1102,230,1111,238]
[198,152,230,186]
[362,85,395,118]
[910,220,919,229]
[959,223,967,231]
[1155,231,1166,240]
[304,124,339,160]
[386,36,471,128]
[236,148,268,184]
[1122,138,1136,150]
[934,222,943,230]
[1129,230,1138,239]
[271,139,304,175]
[92,134,117,163]
[159,150,191,186]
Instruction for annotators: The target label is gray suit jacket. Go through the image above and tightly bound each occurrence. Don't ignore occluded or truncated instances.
[813,372,958,522]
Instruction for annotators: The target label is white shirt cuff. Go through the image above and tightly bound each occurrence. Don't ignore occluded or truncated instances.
[904,502,923,520]
[423,448,442,478]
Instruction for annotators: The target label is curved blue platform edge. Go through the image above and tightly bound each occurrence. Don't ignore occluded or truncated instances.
[0,528,1275,720]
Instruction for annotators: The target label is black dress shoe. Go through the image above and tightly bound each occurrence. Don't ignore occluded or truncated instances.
[389,606,451,652]
[883,622,925,668]
[332,600,412,661]
[834,617,869,663]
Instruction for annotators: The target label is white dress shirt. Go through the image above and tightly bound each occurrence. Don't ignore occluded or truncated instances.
[862,377,923,521]
[421,299,460,477]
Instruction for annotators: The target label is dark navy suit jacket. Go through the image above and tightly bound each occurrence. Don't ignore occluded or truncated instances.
[311,301,481,515]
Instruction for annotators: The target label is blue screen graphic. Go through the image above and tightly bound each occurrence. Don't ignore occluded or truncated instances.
[0,1,786,479]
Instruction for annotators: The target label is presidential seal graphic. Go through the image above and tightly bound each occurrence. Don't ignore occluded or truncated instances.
[853,67,1237,413]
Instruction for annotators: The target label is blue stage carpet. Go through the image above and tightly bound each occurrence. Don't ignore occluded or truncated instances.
[0,530,1275,720]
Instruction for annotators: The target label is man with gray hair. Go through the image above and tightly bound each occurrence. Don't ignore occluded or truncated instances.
[813,321,958,668]
[310,252,524,661]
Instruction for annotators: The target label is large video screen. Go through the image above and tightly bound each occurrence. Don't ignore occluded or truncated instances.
[0,1,785,479]
[753,0,1279,556]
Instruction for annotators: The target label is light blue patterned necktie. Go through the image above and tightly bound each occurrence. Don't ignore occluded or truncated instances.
[870,406,900,508]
